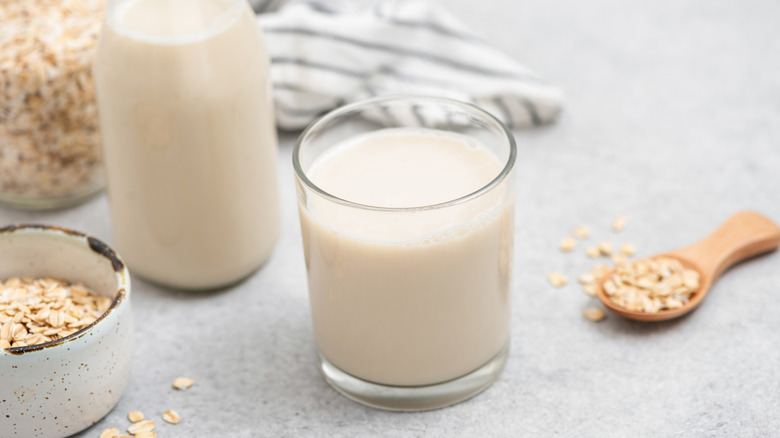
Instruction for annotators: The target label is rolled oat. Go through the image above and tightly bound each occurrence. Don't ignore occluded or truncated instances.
[577,273,595,284]
[547,272,567,287]
[620,243,636,256]
[162,409,181,425]
[0,0,106,205]
[612,216,627,232]
[611,253,628,265]
[572,226,590,239]
[597,241,613,256]
[0,277,110,348]
[126,420,155,435]
[99,428,120,438]
[559,237,577,252]
[583,308,606,322]
[127,411,144,423]
[602,257,700,313]
[173,377,195,390]
[585,246,600,258]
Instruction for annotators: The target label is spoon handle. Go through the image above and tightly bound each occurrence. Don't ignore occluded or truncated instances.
[671,211,780,281]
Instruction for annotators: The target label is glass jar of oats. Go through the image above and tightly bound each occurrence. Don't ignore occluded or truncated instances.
[0,0,106,210]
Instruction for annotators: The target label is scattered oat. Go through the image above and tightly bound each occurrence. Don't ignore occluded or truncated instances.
[612,216,627,232]
[127,410,144,423]
[585,246,600,258]
[597,241,613,255]
[584,308,606,322]
[162,409,181,425]
[0,277,110,348]
[559,237,577,252]
[620,243,636,256]
[577,273,596,284]
[590,264,611,280]
[582,284,598,297]
[99,428,120,438]
[602,257,700,313]
[547,272,568,287]
[134,433,156,438]
[0,0,106,200]
[126,419,155,435]
[572,226,590,239]
[611,253,628,266]
[173,377,194,390]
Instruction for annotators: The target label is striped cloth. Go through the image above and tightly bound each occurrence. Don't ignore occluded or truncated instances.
[256,0,564,131]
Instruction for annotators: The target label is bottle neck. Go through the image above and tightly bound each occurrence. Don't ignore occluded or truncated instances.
[106,0,247,44]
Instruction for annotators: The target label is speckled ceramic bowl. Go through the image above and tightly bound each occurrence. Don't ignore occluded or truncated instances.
[0,225,133,438]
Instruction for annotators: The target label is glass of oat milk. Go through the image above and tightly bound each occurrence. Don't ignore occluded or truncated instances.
[94,0,280,290]
[294,96,516,410]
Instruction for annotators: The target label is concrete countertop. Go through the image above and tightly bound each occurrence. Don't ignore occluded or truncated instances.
[2,0,779,436]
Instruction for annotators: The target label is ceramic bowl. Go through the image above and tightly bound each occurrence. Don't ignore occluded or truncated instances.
[0,224,133,438]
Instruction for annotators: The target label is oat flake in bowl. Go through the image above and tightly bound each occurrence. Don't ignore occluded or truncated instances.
[0,277,112,349]
[0,0,106,209]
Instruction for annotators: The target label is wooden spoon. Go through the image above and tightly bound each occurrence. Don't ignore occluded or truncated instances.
[596,211,780,322]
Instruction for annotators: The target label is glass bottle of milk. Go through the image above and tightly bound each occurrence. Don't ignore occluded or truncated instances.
[94,0,280,290]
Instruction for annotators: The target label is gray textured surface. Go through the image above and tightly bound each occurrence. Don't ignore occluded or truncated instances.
[2,0,780,436]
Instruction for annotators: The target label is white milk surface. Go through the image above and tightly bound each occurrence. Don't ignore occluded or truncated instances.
[94,0,280,289]
[300,128,514,386]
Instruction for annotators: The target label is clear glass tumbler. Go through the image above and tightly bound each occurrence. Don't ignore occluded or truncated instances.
[294,95,517,410]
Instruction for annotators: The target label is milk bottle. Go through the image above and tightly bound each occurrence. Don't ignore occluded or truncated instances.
[94,0,280,289]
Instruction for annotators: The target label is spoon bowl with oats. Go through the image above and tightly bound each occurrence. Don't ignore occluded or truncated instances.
[596,211,780,322]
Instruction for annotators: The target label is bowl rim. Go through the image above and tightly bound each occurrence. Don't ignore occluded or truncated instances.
[0,224,130,356]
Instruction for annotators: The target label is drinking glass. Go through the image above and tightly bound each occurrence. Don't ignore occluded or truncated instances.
[294,95,517,410]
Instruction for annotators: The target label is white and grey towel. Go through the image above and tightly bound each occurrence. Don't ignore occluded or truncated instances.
[256,0,564,131]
